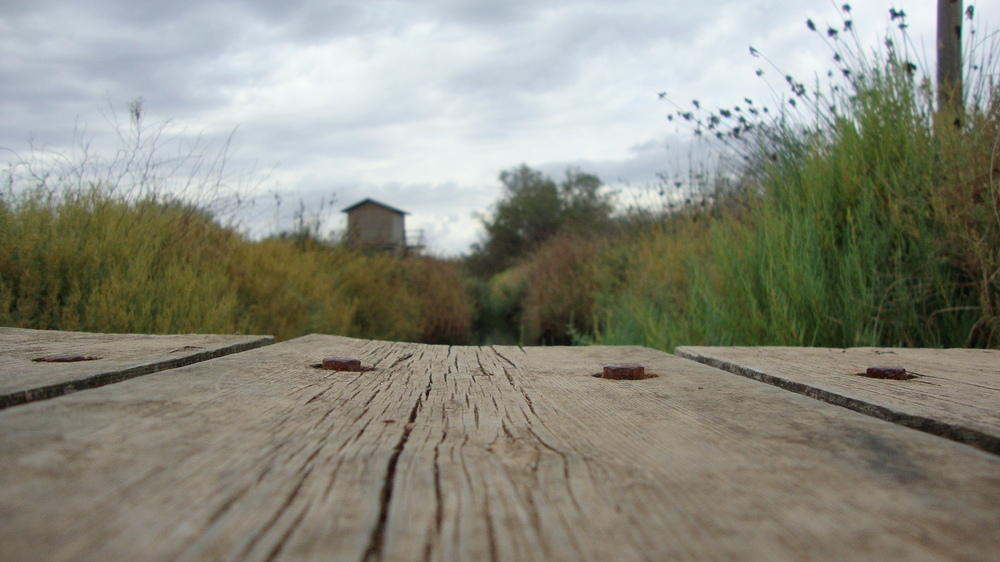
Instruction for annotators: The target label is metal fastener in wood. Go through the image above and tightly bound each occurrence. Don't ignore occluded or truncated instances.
[322,357,362,372]
[864,366,908,380]
[602,363,646,380]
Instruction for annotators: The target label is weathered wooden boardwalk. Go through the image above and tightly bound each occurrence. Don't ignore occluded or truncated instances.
[2,329,999,561]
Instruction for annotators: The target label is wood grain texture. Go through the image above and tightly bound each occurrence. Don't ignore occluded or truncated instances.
[676,346,1000,455]
[0,327,273,409]
[1,336,999,561]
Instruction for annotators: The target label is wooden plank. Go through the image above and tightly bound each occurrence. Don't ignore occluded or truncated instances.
[0,327,273,409]
[1,337,999,561]
[0,335,426,562]
[675,346,1000,455]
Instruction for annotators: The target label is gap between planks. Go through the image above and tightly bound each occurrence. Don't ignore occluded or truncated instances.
[0,328,274,409]
[675,346,1000,456]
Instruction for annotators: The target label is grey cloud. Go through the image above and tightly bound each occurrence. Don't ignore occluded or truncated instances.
[438,1,727,109]
[0,3,265,122]
[431,0,563,28]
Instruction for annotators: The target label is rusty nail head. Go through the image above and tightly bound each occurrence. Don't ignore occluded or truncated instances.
[864,366,908,380]
[602,363,646,380]
[322,357,362,372]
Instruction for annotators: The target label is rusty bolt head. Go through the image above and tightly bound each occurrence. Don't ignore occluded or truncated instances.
[322,357,362,372]
[864,366,908,380]
[602,363,646,380]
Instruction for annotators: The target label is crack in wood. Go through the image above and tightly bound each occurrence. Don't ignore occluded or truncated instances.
[482,492,499,562]
[526,426,582,512]
[362,370,429,562]
[423,428,447,562]
[239,466,314,559]
[474,354,494,377]
[388,353,414,369]
[304,384,334,405]
[490,346,518,368]
[311,404,340,432]
[205,483,253,527]
[263,503,310,562]
[500,364,538,418]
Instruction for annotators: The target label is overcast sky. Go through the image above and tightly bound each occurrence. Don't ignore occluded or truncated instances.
[2,1,996,255]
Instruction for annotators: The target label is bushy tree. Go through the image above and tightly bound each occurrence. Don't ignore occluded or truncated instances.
[467,164,613,277]
[558,167,615,233]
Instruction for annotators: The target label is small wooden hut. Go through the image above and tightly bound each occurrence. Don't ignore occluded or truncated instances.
[341,198,408,253]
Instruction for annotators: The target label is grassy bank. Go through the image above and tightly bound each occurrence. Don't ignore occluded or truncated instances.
[1,103,474,343]
[589,23,1000,350]
[0,186,473,343]
[470,13,999,351]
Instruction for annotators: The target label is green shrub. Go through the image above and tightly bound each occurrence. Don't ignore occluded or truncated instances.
[520,233,602,345]
[227,239,357,341]
[402,257,475,345]
[469,266,526,345]
[0,188,240,334]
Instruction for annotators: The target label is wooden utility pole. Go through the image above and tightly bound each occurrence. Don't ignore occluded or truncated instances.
[937,0,963,119]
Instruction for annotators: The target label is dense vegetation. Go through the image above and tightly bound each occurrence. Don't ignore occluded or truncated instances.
[3,7,998,351]
[465,165,614,278]
[0,188,474,342]
[586,10,999,349]
[0,116,473,343]
[472,7,1000,350]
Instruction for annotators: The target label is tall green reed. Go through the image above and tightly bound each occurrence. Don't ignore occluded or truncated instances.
[595,6,1000,350]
